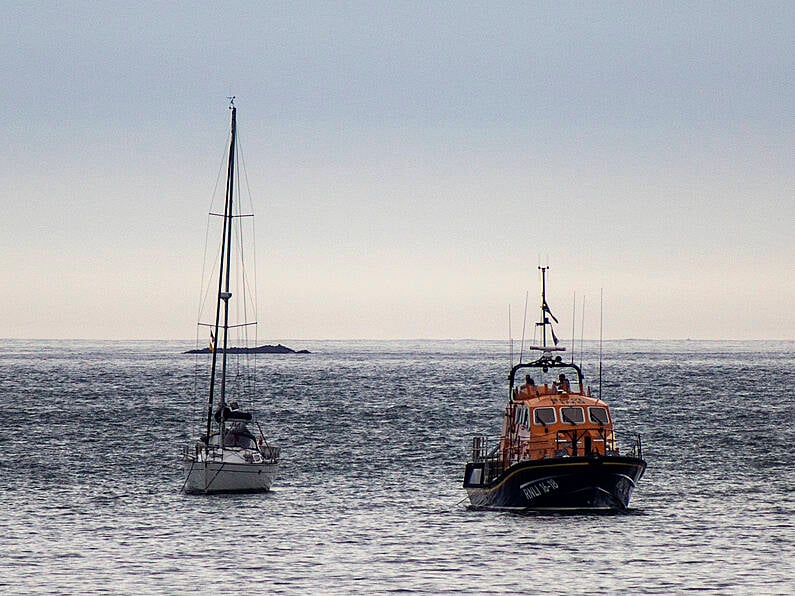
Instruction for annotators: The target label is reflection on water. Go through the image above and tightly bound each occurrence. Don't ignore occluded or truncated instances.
[1,339,793,593]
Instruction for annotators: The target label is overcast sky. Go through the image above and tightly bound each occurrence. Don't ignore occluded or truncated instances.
[1,1,792,340]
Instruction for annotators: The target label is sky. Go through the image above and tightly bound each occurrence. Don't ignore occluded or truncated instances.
[1,1,792,341]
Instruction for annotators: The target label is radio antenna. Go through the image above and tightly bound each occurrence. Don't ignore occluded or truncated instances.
[598,288,604,401]
[508,304,513,368]
[570,291,576,363]
[519,290,529,363]
[579,294,586,370]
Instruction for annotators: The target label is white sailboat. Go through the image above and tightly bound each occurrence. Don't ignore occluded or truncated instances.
[182,100,280,494]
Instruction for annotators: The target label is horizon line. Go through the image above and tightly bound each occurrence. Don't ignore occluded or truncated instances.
[2,336,793,343]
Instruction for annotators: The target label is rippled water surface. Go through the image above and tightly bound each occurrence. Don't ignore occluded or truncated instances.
[1,339,793,594]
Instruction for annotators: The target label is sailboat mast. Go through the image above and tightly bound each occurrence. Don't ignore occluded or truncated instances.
[205,101,237,443]
[219,104,237,429]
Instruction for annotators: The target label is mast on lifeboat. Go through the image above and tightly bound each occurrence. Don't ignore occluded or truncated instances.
[205,97,237,445]
[509,265,575,393]
[536,266,560,350]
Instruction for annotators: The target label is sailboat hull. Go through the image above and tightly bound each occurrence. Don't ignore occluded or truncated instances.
[182,458,278,494]
[463,456,646,512]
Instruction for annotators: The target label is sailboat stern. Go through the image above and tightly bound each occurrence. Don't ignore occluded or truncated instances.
[182,443,280,494]
[182,458,278,494]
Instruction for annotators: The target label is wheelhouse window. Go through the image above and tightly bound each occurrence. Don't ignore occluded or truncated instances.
[533,407,556,425]
[513,405,530,428]
[560,406,584,424]
[588,407,610,425]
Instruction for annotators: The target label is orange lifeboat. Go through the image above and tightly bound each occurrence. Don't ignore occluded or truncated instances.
[463,267,646,511]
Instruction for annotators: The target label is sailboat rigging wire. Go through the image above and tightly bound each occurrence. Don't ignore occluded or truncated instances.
[519,291,528,363]
[197,157,228,325]
[233,147,248,376]
[180,459,196,493]
[204,461,227,492]
[237,132,260,397]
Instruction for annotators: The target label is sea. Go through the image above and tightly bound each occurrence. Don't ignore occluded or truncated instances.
[1,339,793,594]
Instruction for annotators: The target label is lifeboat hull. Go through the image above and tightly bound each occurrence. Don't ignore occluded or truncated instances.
[463,456,646,512]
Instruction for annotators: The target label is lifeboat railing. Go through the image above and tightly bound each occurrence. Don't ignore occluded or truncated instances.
[470,435,497,463]
[552,429,643,459]
[469,435,506,483]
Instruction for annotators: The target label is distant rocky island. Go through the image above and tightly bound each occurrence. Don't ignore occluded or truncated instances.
[184,343,310,355]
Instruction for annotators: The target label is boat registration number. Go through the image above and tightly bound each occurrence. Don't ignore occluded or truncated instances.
[520,478,560,501]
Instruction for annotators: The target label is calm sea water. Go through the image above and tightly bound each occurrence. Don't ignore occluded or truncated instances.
[1,339,792,594]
